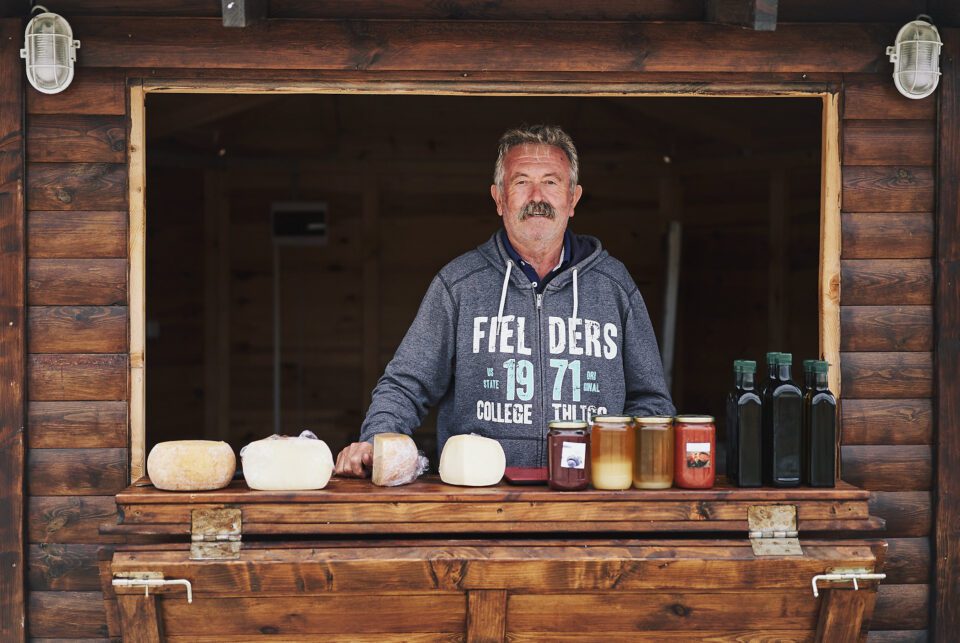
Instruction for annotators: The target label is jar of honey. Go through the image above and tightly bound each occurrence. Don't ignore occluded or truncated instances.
[590,416,635,490]
[547,421,590,491]
[674,415,716,489]
[634,416,674,489]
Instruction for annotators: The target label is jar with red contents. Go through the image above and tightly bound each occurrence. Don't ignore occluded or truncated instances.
[674,415,716,489]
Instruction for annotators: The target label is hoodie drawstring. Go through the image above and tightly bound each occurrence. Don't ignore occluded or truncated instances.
[572,267,579,321]
[495,260,513,344]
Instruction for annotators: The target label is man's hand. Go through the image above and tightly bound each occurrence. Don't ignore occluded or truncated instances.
[335,441,373,477]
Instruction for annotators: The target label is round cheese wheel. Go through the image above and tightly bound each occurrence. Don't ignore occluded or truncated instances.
[241,434,334,490]
[372,433,421,487]
[439,434,506,487]
[147,440,236,491]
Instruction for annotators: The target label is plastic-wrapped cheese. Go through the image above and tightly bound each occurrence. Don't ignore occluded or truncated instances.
[439,434,506,487]
[240,431,334,490]
[372,433,425,487]
[147,440,236,491]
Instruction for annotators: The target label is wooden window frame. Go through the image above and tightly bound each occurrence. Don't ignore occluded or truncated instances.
[127,81,842,481]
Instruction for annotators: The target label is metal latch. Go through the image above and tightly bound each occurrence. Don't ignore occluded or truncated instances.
[811,567,887,597]
[113,572,193,603]
[748,505,803,556]
[191,507,241,560]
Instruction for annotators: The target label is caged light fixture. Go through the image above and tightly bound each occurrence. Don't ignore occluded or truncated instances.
[19,5,80,95]
[886,14,942,100]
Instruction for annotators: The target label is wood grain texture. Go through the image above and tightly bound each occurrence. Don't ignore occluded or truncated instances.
[842,166,934,212]
[27,448,128,496]
[841,212,933,259]
[28,306,128,353]
[815,589,873,642]
[842,445,932,491]
[28,496,120,544]
[28,401,128,449]
[27,115,126,163]
[884,538,931,585]
[28,163,127,210]
[28,354,129,401]
[869,492,931,538]
[27,210,127,258]
[116,595,162,643]
[841,260,933,305]
[467,590,506,643]
[842,120,935,166]
[840,352,933,399]
[867,631,929,642]
[28,259,127,305]
[29,543,105,591]
[840,306,932,352]
[0,17,25,643]
[842,75,937,121]
[841,399,932,445]
[69,18,895,73]
[27,68,126,115]
[28,591,109,639]
[873,584,929,631]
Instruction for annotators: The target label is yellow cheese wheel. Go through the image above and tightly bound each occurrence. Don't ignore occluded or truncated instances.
[147,440,236,491]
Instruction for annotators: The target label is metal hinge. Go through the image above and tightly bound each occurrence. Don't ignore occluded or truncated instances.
[748,505,803,556]
[811,567,887,597]
[112,571,193,603]
[191,507,241,560]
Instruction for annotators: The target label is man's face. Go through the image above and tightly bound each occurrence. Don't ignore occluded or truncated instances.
[491,143,583,250]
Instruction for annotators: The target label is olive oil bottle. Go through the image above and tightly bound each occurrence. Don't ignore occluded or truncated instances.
[764,352,802,487]
[804,360,837,487]
[730,360,762,487]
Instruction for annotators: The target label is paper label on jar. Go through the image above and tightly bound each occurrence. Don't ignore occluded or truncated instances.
[560,441,586,469]
[685,442,711,469]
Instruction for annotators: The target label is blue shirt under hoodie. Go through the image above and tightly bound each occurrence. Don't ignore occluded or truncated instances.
[359,230,677,467]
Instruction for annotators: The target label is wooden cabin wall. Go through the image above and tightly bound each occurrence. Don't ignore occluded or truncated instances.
[13,13,945,643]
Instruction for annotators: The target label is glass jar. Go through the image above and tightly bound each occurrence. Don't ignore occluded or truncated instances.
[674,415,716,489]
[590,416,635,490]
[547,421,590,491]
[633,416,674,489]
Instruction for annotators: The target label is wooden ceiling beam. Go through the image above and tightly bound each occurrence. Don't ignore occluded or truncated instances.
[706,0,778,31]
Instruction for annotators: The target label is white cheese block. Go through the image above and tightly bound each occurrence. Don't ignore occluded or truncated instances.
[438,434,506,487]
[372,433,421,487]
[147,440,236,491]
[241,434,334,490]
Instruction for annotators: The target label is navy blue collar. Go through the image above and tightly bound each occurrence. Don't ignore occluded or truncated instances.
[500,229,573,294]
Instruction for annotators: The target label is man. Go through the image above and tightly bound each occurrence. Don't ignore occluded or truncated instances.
[335,124,675,477]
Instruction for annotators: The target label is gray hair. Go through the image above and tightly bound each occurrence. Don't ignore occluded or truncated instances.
[493,124,579,194]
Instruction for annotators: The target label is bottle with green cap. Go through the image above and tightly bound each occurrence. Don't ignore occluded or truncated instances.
[725,360,744,484]
[802,359,817,396]
[730,359,762,487]
[804,360,837,487]
[765,352,802,487]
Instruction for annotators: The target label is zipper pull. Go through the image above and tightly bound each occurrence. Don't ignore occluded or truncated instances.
[536,293,543,309]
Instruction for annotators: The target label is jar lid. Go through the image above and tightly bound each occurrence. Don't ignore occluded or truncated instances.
[548,421,589,429]
[674,415,715,423]
[592,415,633,424]
[635,415,674,425]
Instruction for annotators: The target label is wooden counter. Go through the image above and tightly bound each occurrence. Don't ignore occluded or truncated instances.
[102,478,887,641]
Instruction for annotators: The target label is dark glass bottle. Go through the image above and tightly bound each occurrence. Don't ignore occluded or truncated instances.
[766,352,802,487]
[802,359,816,396]
[805,361,837,487]
[761,352,779,481]
[725,360,743,484]
[734,360,763,487]
[800,358,816,477]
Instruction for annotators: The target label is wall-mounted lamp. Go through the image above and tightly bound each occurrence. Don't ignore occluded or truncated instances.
[886,14,942,100]
[19,5,80,95]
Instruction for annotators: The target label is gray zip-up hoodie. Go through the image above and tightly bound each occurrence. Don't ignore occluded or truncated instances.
[359,231,676,467]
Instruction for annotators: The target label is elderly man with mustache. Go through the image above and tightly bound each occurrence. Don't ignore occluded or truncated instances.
[335,124,675,477]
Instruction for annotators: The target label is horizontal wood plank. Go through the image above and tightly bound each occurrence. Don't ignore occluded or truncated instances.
[842,445,931,491]
[872,584,929,631]
[841,399,933,445]
[842,166,934,212]
[28,163,127,211]
[841,259,933,305]
[71,19,895,73]
[842,74,937,121]
[28,591,109,639]
[28,496,120,544]
[884,538,931,585]
[28,448,128,496]
[28,259,127,305]
[27,115,126,163]
[28,306,128,354]
[28,543,105,591]
[28,401,128,449]
[28,354,129,401]
[27,69,126,116]
[869,492,931,538]
[840,352,933,399]
[842,212,933,259]
[867,631,929,642]
[840,306,932,351]
[27,210,128,259]
[842,121,935,166]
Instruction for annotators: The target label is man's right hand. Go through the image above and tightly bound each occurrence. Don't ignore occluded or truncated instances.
[334,441,373,477]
